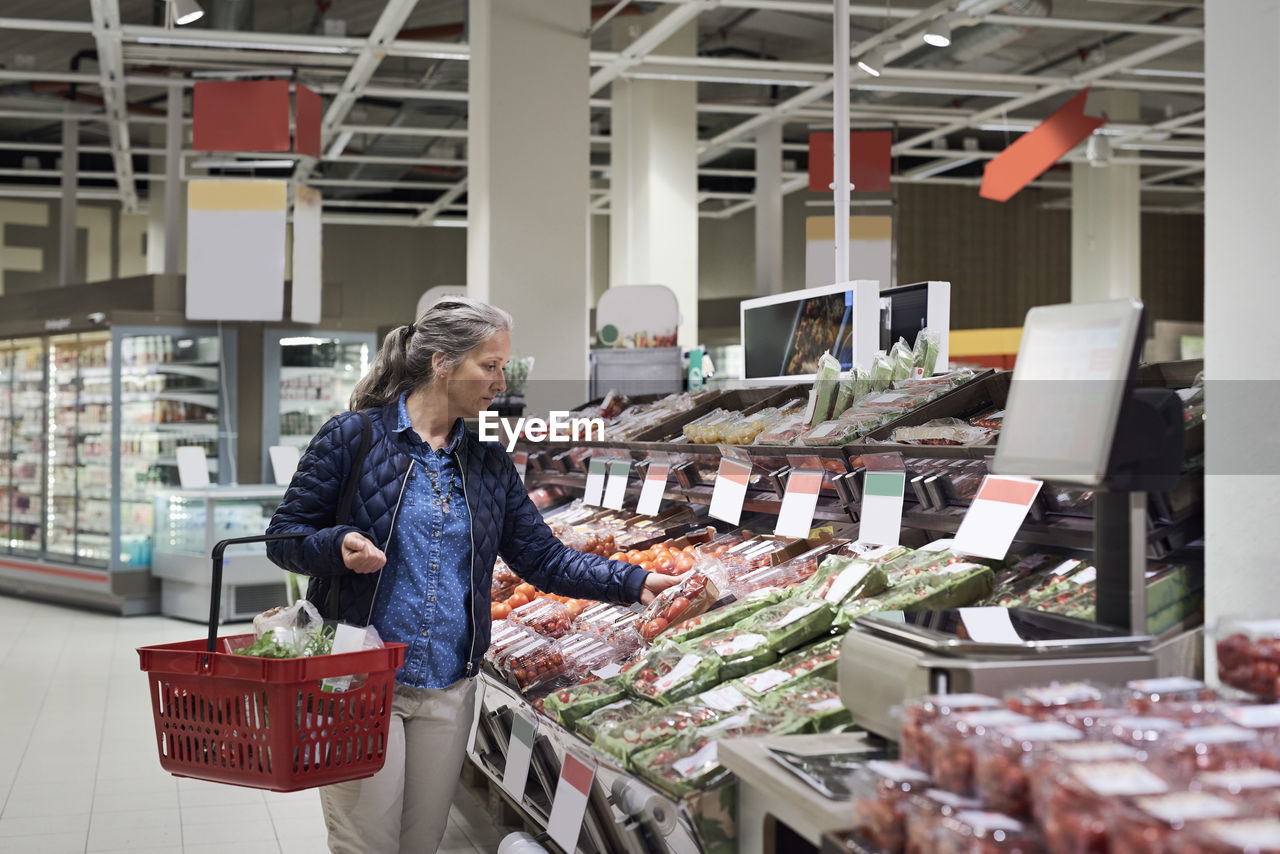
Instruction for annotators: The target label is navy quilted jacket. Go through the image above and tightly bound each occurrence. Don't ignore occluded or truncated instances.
[265,402,648,676]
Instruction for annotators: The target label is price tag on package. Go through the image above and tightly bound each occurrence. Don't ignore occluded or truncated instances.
[636,457,670,517]
[502,711,537,802]
[512,451,528,483]
[775,460,823,538]
[548,752,597,852]
[603,459,631,510]
[709,452,751,525]
[583,458,607,506]
[953,475,1044,560]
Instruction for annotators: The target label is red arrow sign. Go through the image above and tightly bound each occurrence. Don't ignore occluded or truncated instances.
[979,88,1106,202]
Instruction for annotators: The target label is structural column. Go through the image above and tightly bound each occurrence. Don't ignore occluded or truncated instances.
[468,0,592,413]
[1203,2,1280,674]
[608,8,699,347]
[1070,91,1140,303]
[754,120,784,296]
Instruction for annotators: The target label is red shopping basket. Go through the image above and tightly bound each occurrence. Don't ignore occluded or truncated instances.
[137,533,406,792]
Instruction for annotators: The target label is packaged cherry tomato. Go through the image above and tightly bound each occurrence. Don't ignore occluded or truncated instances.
[900,693,1003,773]
[1124,677,1218,714]
[801,555,890,605]
[1052,706,1130,733]
[757,676,850,732]
[1036,759,1171,854]
[1224,704,1280,743]
[622,645,721,706]
[556,632,629,681]
[905,790,982,854]
[973,720,1083,818]
[485,620,537,666]
[492,634,566,692]
[1214,617,1280,700]
[574,698,656,745]
[508,597,573,638]
[933,810,1043,854]
[635,571,721,642]
[574,602,634,638]
[1174,818,1280,854]
[592,696,728,761]
[542,675,628,728]
[631,707,795,798]
[718,537,793,579]
[736,633,844,699]
[1004,682,1110,720]
[727,563,804,598]
[688,629,778,681]
[1107,791,1242,854]
[1194,767,1280,805]
[663,586,789,645]
[734,597,837,654]
[852,760,934,854]
[1154,725,1280,778]
[1105,715,1187,750]
[929,710,1032,795]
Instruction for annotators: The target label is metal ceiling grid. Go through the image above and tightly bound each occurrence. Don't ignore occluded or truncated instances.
[0,0,1204,223]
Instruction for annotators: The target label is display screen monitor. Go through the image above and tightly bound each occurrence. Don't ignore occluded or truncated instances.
[878,281,931,352]
[741,283,856,380]
[992,299,1145,487]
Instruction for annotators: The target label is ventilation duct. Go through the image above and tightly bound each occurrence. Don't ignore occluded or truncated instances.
[208,0,254,31]
[949,0,1052,64]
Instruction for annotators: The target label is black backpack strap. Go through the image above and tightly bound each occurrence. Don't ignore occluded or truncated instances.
[327,410,372,619]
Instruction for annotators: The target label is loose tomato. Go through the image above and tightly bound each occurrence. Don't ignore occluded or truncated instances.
[491,602,511,620]
[675,553,695,571]
[609,552,626,561]
[507,592,529,609]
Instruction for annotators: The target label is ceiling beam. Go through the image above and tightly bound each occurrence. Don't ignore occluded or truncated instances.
[87,0,138,212]
[588,0,718,95]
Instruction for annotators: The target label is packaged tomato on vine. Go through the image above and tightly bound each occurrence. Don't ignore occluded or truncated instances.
[1108,792,1242,854]
[973,720,1082,819]
[1175,818,1280,854]
[688,628,777,681]
[592,699,728,762]
[899,693,1003,773]
[631,708,794,798]
[622,644,721,706]
[635,570,721,642]
[663,586,788,645]
[852,760,934,854]
[932,810,1043,854]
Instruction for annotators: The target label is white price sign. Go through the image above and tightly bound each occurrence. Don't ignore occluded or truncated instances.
[775,469,823,538]
[709,457,751,525]
[501,712,537,802]
[548,752,596,852]
[583,459,607,506]
[953,476,1044,560]
[603,460,631,510]
[858,471,906,547]
[636,461,669,517]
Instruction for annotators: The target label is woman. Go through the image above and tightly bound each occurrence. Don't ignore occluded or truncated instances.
[266,298,681,854]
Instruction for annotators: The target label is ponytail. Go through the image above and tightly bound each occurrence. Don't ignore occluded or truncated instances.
[349,297,513,411]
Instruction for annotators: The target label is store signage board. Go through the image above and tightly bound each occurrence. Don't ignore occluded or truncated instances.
[953,476,1044,560]
[583,459,607,506]
[709,454,751,525]
[637,460,669,517]
[548,752,597,852]
[603,460,631,510]
[268,445,301,485]
[186,180,286,321]
[291,185,322,324]
[775,465,823,538]
[859,471,907,547]
[512,451,528,483]
[175,447,211,489]
[502,711,537,802]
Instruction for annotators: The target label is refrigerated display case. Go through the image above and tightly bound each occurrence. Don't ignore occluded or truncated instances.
[259,330,374,481]
[0,323,235,614]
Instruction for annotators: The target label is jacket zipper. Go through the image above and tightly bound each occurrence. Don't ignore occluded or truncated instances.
[366,459,414,623]
[458,456,477,676]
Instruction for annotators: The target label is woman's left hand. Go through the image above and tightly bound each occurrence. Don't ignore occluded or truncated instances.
[640,571,687,606]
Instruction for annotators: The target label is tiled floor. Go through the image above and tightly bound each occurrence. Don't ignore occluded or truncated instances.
[0,594,520,853]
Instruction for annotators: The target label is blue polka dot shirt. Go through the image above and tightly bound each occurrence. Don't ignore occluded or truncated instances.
[369,392,474,689]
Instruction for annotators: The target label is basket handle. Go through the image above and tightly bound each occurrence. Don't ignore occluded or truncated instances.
[209,533,310,654]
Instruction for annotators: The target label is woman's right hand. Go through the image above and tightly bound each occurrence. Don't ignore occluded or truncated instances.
[342,532,386,574]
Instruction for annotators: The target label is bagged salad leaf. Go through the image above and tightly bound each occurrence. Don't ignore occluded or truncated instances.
[832,377,856,420]
[889,337,915,383]
[809,351,843,428]
[913,327,942,376]
[623,644,722,706]
[542,675,628,727]
[574,697,655,744]
[758,676,851,732]
[636,570,720,642]
[689,628,779,681]
[871,351,895,392]
[593,696,730,762]
[663,586,790,645]
[736,597,837,654]
[800,554,890,604]
[737,633,844,698]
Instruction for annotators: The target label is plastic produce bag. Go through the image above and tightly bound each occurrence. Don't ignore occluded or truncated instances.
[832,377,856,419]
[735,598,837,654]
[809,351,844,428]
[801,554,890,604]
[575,698,656,744]
[542,675,629,728]
[871,351,895,392]
[664,586,790,645]
[593,697,729,762]
[635,571,721,642]
[236,600,332,659]
[890,338,914,383]
[689,628,779,681]
[623,644,722,706]
[758,676,850,732]
[912,328,941,377]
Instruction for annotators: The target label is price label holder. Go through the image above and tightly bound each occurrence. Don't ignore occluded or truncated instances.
[923,474,947,510]
[910,474,932,510]
[766,466,792,501]
[636,453,670,517]
[502,710,537,802]
[858,454,907,547]
[467,679,487,755]
[775,456,824,538]
[548,750,597,853]
[602,458,631,510]
[953,475,1044,560]
[551,452,573,475]
[583,458,607,506]
[709,446,753,525]
[512,451,529,483]
[672,460,701,490]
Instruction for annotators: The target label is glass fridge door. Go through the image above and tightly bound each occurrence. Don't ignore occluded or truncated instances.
[117,330,224,569]
[46,334,80,563]
[6,338,45,557]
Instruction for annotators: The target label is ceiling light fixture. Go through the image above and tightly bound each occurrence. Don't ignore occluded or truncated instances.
[168,0,205,26]
[136,35,350,54]
[923,14,955,48]
[856,46,889,78]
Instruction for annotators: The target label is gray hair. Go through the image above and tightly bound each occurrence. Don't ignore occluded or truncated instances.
[349,297,513,411]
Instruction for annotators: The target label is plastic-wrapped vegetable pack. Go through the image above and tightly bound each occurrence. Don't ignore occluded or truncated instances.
[622,644,722,706]
[733,598,838,654]
[574,697,656,744]
[663,586,789,645]
[757,676,850,732]
[801,554,890,604]
[736,634,845,699]
[635,570,720,642]
[592,688,750,762]
[688,628,778,680]
[542,675,629,728]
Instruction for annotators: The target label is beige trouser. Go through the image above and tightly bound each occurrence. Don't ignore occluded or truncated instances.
[320,678,478,854]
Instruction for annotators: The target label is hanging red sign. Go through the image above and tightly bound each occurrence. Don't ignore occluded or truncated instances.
[979,88,1107,203]
[807,131,892,193]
